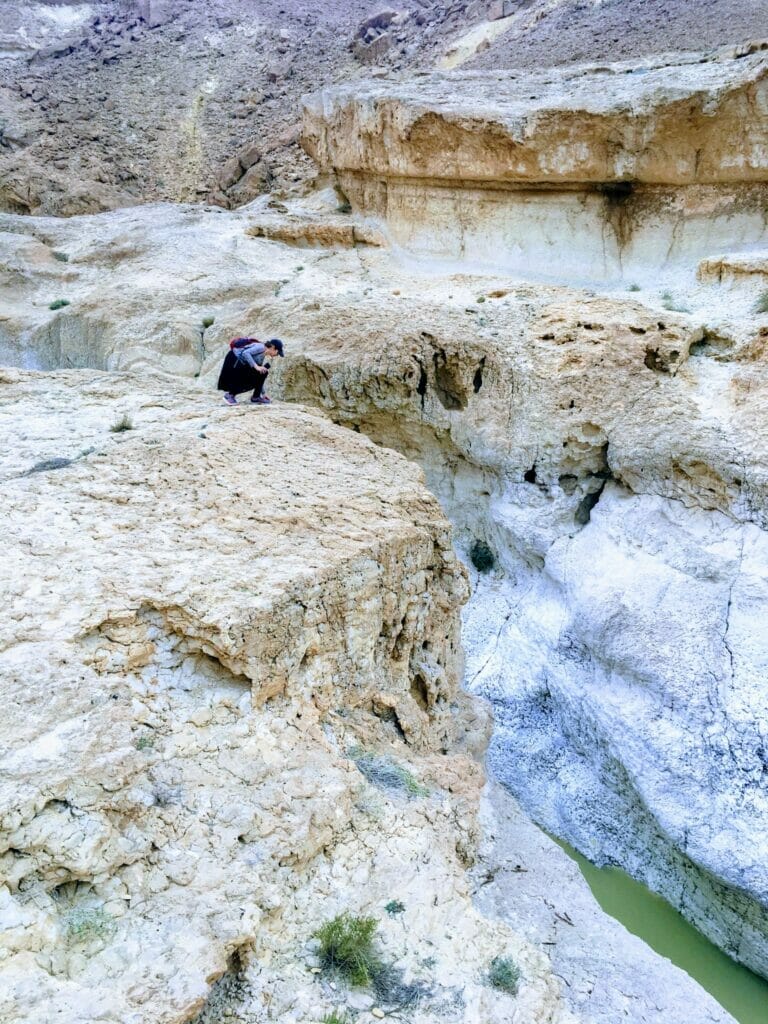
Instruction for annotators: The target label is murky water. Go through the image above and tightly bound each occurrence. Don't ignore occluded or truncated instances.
[556,839,768,1024]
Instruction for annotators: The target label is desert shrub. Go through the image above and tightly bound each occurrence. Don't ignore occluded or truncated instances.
[371,962,428,1007]
[314,913,382,987]
[754,290,768,314]
[385,900,405,917]
[52,251,69,262]
[350,747,428,797]
[110,414,133,433]
[322,1013,351,1024]
[660,290,690,313]
[62,906,115,945]
[135,733,154,751]
[627,282,641,291]
[487,955,520,995]
[202,316,215,329]
[49,299,70,310]
[469,539,495,573]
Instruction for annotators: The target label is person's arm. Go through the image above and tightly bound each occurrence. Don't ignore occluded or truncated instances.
[240,343,266,369]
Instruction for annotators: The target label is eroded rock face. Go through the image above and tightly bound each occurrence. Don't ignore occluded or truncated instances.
[302,50,768,283]
[272,277,768,977]
[2,175,766,998]
[0,369,578,1024]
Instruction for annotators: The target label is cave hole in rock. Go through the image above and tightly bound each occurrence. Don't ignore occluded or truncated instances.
[473,356,486,393]
[433,349,467,410]
[412,356,428,403]
[410,672,430,711]
[187,947,249,1024]
[574,479,608,525]
[372,700,408,741]
[644,346,669,372]
[524,465,537,484]
[689,330,735,359]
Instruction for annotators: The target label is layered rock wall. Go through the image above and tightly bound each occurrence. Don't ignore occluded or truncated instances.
[303,51,768,283]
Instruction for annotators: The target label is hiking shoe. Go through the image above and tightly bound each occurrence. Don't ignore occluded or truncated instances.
[223,393,238,405]
[250,395,271,405]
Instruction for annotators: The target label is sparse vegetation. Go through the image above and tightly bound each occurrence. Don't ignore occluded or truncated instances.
[322,1013,351,1024]
[314,913,382,987]
[628,283,641,291]
[314,913,429,1009]
[660,290,691,313]
[110,414,134,433]
[350,747,428,797]
[469,539,495,573]
[202,316,215,328]
[49,299,70,310]
[476,295,486,303]
[62,906,115,946]
[487,956,520,995]
[385,900,405,917]
[52,251,69,262]
[135,733,155,751]
[754,290,768,314]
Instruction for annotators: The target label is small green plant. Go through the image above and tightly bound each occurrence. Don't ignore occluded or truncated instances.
[754,290,768,314]
[62,906,115,945]
[469,539,495,573]
[49,299,70,310]
[296,265,305,271]
[660,290,690,313]
[627,282,641,291]
[52,251,69,262]
[110,414,133,433]
[322,1013,351,1024]
[314,913,382,987]
[201,316,215,329]
[135,733,154,751]
[487,955,520,995]
[385,899,405,917]
[476,295,486,303]
[350,747,428,797]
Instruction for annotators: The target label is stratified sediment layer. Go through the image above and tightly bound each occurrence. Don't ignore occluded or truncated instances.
[303,51,768,282]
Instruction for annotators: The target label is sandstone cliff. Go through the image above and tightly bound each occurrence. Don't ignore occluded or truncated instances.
[303,48,768,284]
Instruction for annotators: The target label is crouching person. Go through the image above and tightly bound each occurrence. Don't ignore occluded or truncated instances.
[218,337,284,405]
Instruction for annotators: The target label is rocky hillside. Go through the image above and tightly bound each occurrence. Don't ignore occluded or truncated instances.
[1,0,766,215]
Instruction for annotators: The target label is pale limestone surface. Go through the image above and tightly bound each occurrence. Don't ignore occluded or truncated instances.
[0,368,577,1024]
[3,182,768,982]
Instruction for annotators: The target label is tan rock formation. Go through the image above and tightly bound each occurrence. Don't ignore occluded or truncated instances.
[0,369,573,1024]
[302,51,768,283]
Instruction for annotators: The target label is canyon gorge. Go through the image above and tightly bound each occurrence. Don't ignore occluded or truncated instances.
[2,2,768,1023]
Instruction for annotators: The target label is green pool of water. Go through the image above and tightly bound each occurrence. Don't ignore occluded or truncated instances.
[555,839,768,1024]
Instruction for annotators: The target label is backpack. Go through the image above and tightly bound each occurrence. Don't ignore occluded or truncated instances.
[229,336,260,350]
